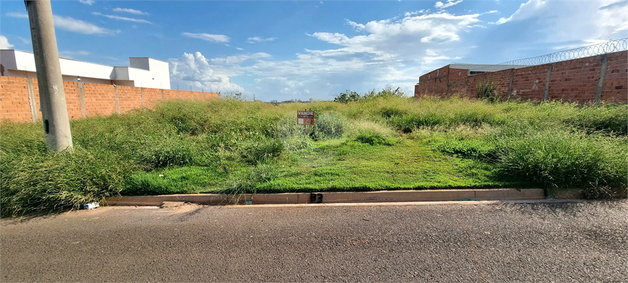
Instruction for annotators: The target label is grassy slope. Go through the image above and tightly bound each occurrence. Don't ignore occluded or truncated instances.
[1,96,626,215]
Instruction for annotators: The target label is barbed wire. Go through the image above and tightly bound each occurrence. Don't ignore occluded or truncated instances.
[499,38,628,66]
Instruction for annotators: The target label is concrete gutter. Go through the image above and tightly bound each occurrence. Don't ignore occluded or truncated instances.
[104,188,547,207]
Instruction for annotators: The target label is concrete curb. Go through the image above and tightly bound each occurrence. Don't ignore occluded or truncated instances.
[104,188,546,207]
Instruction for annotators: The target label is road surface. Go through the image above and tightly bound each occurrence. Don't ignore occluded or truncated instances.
[2,201,627,282]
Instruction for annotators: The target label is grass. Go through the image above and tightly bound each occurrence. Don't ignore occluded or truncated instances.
[1,95,626,216]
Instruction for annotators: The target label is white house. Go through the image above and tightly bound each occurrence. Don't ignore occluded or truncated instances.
[0,49,170,89]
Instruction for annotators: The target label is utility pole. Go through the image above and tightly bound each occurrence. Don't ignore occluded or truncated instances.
[25,0,73,152]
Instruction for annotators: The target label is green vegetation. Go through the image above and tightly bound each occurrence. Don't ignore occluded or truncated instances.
[476,81,498,102]
[2,89,627,216]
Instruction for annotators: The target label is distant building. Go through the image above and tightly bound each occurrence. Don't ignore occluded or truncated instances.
[0,49,170,89]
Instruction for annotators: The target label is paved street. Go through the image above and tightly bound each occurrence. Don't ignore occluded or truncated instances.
[2,201,627,282]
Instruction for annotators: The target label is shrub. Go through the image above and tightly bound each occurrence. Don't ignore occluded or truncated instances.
[495,129,627,190]
[350,120,396,145]
[311,111,348,140]
[476,81,498,102]
[334,90,361,103]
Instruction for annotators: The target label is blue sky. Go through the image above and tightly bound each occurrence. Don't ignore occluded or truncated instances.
[1,0,627,101]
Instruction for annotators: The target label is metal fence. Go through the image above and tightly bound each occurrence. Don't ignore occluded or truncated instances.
[499,37,628,66]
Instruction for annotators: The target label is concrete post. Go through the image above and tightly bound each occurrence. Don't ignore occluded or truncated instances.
[507,69,514,99]
[114,85,120,114]
[141,87,145,108]
[595,54,608,105]
[161,88,165,101]
[78,81,86,118]
[543,64,553,102]
[26,77,38,122]
[25,0,73,151]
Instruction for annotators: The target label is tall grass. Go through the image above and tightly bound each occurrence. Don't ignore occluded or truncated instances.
[1,95,626,216]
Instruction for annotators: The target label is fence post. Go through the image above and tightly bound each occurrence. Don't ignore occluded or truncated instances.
[595,54,608,105]
[141,87,145,108]
[161,88,165,101]
[26,78,38,122]
[508,68,514,99]
[543,63,553,102]
[78,81,86,118]
[114,85,120,114]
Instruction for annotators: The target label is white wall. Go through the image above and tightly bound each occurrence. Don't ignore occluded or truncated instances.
[127,57,171,89]
[0,49,171,89]
[8,50,116,80]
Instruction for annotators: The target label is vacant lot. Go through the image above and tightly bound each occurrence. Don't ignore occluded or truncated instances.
[2,94,626,215]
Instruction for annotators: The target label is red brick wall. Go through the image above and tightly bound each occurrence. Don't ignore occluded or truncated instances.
[415,51,628,103]
[0,77,32,122]
[448,68,469,96]
[83,83,116,117]
[0,76,219,123]
[601,51,628,102]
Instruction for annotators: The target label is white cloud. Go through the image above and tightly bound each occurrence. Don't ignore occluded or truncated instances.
[17,36,31,44]
[54,15,119,35]
[246,36,277,43]
[182,32,230,43]
[79,0,95,5]
[7,12,118,35]
[236,47,244,51]
[0,35,13,49]
[495,0,628,43]
[59,50,90,59]
[93,12,151,24]
[169,52,254,93]
[435,0,463,9]
[168,10,485,101]
[6,12,28,19]
[496,0,548,24]
[112,8,149,15]
[168,2,628,101]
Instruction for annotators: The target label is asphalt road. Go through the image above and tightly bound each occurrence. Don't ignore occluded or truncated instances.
[2,201,627,282]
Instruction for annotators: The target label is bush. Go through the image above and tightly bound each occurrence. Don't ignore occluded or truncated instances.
[350,120,396,146]
[312,111,348,140]
[477,81,498,102]
[334,90,361,103]
[495,129,626,190]
[363,86,407,100]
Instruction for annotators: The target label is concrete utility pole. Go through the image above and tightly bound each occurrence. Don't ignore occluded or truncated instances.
[25,0,73,151]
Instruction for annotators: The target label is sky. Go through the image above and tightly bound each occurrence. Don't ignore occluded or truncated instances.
[1,0,627,101]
